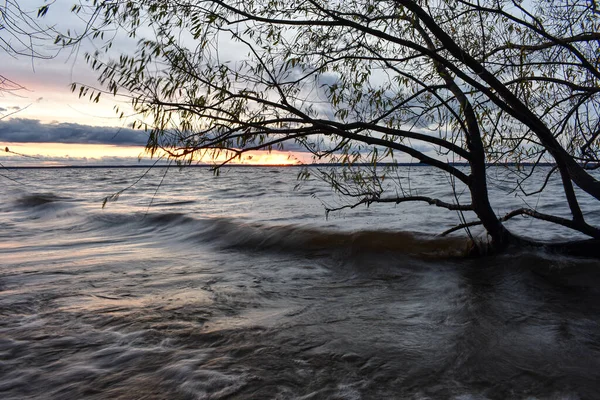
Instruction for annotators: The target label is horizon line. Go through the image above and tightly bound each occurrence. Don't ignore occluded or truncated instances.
[1,162,565,169]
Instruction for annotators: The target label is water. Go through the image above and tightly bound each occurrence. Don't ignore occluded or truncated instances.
[1,166,599,399]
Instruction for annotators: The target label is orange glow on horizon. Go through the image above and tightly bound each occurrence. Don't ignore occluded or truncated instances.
[2,142,146,164]
[1,142,312,166]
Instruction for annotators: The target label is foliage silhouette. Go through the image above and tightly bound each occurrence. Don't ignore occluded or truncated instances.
[52,0,600,254]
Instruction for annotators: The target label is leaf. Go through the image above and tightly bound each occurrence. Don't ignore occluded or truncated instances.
[37,5,49,17]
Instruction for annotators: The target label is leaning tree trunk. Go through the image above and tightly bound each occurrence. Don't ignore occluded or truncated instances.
[415,21,512,253]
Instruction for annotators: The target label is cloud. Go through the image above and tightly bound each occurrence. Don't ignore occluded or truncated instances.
[0,106,21,113]
[0,118,148,146]
[0,153,164,167]
[0,118,317,154]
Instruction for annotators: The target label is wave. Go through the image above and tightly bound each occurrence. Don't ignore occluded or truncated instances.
[196,220,470,258]
[12,198,589,262]
[90,211,470,258]
[111,212,600,262]
[15,193,72,208]
[3,195,468,260]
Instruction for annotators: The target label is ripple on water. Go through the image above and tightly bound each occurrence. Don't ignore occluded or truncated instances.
[1,167,600,399]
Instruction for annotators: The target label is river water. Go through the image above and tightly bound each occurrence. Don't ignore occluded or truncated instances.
[1,166,599,399]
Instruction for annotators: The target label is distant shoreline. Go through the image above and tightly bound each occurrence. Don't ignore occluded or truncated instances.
[1,162,564,169]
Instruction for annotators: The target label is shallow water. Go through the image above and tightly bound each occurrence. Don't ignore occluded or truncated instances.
[1,166,600,399]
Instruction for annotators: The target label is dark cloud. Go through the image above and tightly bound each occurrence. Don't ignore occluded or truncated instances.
[0,106,21,113]
[0,118,148,146]
[0,118,315,153]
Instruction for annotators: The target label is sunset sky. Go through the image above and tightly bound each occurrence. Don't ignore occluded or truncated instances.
[1,1,437,167]
[0,1,316,167]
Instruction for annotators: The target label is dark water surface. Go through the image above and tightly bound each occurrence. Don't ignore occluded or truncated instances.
[1,167,599,399]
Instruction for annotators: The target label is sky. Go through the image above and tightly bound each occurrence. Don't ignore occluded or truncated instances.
[0,0,317,167]
[0,0,442,168]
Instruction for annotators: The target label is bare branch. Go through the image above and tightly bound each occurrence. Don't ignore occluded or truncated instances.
[326,195,473,214]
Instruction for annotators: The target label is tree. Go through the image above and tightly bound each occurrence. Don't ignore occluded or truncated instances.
[1,0,56,118]
[60,0,599,254]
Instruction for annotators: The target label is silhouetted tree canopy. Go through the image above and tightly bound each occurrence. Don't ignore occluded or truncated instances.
[45,0,600,253]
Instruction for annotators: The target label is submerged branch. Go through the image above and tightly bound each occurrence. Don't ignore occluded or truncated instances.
[440,220,483,236]
[326,195,472,214]
[502,208,600,238]
[441,207,600,239]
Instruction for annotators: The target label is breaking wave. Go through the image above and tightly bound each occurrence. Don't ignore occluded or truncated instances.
[14,192,72,208]
[83,210,471,259]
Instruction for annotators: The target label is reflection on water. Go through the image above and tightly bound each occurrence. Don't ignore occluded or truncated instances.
[0,167,599,399]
